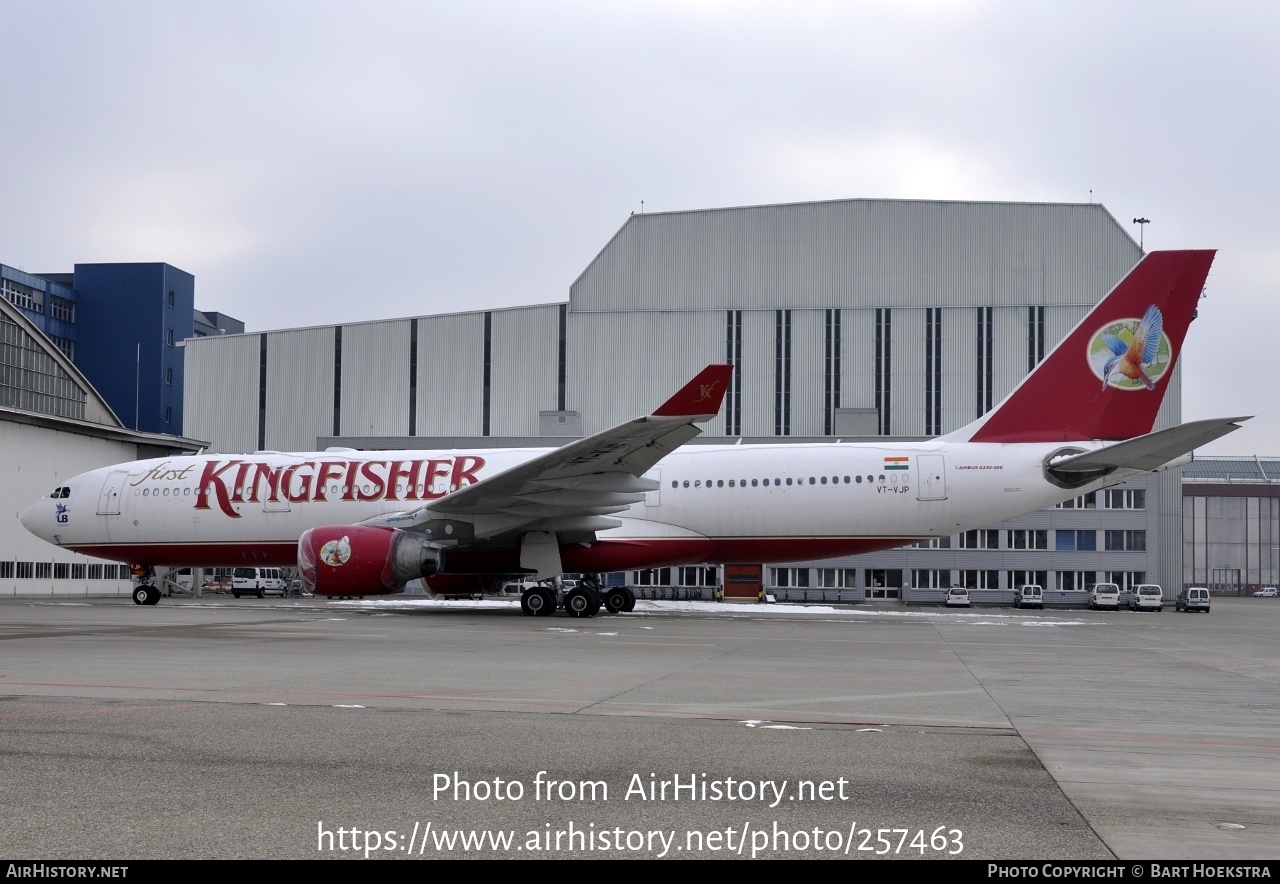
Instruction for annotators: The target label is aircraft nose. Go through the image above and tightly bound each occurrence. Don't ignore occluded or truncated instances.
[20,500,45,538]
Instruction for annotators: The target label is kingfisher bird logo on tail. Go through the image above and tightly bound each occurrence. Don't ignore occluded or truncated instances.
[1092,304,1169,391]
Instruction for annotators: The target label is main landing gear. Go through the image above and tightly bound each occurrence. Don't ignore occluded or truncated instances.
[518,577,636,618]
[519,585,557,617]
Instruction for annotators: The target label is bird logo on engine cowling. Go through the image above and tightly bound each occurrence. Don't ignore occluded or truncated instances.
[320,535,352,566]
[1088,304,1171,391]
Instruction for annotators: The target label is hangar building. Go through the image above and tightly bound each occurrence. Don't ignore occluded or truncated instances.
[1,295,204,597]
[183,199,1186,597]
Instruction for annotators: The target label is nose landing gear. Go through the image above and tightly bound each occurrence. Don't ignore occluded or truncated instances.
[132,584,160,606]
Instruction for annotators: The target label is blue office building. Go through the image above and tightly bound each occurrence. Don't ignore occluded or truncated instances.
[0,261,242,435]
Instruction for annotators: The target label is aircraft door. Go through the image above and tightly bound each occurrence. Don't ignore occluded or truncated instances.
[97,471,128,515]
[264,466,292,512]
[263,483,291,513]
[916,455,947,500]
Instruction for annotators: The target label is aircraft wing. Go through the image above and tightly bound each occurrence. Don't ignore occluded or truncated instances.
[360,364,734,542]
[1048,416,1250,475]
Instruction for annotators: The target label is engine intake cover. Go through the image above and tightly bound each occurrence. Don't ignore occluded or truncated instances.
[298,525,440,596]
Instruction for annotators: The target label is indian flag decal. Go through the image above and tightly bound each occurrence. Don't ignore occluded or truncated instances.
[884,456,909,471]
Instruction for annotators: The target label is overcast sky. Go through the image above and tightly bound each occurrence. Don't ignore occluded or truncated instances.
[2,1,1276,455]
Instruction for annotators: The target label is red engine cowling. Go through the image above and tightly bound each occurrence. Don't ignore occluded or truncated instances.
[298,525,441,596]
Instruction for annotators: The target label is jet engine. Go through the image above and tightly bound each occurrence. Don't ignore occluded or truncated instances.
[298,525,442,596]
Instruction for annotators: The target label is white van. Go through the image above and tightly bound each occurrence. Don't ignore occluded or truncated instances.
[1129,584,1164,612]
[1176,587,1211,613]
[1013,584,1043,609]
[1089,583,1121,611]
[232,567,288,598]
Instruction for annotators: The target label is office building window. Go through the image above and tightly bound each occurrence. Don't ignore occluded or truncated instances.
[1055,530,1097,551]
[1105,530,1146,551]
[958,529,998,549]
[1103,488,1146,509]
[1006,529,1048,550]
[1055,492,1097,509]
[912,569,950,588]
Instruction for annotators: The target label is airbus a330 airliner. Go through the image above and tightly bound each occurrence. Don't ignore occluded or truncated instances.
[21,250,1246,617]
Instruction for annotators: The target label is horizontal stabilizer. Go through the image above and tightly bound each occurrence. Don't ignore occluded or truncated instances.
[1048,417,1250,474]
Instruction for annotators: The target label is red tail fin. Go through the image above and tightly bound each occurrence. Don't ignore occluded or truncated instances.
[959,249,1215,443]
[652,364,734,419]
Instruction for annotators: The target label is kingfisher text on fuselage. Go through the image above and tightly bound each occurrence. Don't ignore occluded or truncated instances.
[165,456,489,518]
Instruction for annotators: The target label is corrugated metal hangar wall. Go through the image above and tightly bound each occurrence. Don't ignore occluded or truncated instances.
[186,199,1150,447]
[184,198,1184,590]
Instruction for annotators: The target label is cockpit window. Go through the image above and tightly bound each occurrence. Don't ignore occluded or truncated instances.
[49,487,70,499]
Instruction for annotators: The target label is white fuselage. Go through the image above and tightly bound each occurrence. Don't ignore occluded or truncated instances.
[22,439,1131,570]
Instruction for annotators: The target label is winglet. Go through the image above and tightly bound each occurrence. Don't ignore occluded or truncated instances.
[652,364,735,419]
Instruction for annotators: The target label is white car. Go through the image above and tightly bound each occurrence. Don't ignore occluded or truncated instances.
[1253,587,1278,598]
[945,586,971,608]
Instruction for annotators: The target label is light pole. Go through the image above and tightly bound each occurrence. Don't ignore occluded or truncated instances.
[1133,217,1150,251]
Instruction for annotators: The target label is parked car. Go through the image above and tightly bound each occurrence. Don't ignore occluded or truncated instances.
[1253,587,1278,598]
[945,586,971,608]
[1129,584,1164,612]
[1013,584,1043,609]
[1089,583,1121,611]
[1175,587,1211,613]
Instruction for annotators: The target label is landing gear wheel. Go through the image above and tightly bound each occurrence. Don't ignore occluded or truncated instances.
[522,587,556,617]
[134,585,160,606]
[564,587,601,618]
[603,588,629,614]
[620,586,636,612]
